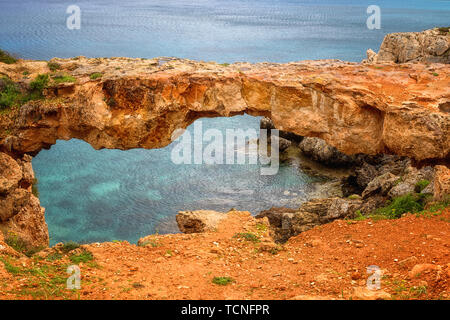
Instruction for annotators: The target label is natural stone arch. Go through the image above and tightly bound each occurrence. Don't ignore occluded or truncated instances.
[0,57,449,247]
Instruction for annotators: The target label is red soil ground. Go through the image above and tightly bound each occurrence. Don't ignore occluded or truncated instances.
[0,209,449,300]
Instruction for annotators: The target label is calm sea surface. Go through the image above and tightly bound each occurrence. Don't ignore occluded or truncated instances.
[1,0,448,245]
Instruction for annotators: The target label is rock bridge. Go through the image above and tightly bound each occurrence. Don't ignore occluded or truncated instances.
[0,56,449,247]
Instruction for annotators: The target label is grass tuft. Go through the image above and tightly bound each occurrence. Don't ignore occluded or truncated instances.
[0,49,17,64]
[376,193,427,219]
[89,72,103,80]
[60,241,80,253]
[51,73,76,84]
[69,250,93,264]
[47,62,61,72]
[212,276,233,286]
[233,232,260,243]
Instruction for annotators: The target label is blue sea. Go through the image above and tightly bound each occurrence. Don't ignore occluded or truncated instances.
[1,0,448,245]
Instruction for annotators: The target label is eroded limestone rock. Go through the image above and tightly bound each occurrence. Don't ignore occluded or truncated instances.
[176,210,227,233]
[366,28,450,63]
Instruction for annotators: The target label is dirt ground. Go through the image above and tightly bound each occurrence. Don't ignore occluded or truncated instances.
[0,209,449,300]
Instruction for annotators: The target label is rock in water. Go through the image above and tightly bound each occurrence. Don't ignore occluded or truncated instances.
[365,28,450,64]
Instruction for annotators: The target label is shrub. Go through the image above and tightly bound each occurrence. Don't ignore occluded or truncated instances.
[90,72,103,80]
[212,276,233,286]
[438,27,450,33]
[30,74,49,93]
[60,241,80,253]
[233,232,260,243]
[70,250,93,264]
[46,252,63,261]
[31,178,39,198]
[5,234,44,257]
[415,180,430,193]
[0,77,21,110]
[47,62,61,72]
[5,234,27,253]
[376,193,427,219]
[0,49,17,64]
[51,73,76,84]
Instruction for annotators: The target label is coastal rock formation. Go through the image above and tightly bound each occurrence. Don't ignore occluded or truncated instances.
[176,210,227,233]
[366,28,450,63]
[0,43,449,247]
[434,165,450,201]
[0,57,448,161]
[0,152,48,247]
[256,198,362,243]
[298,137,356,167]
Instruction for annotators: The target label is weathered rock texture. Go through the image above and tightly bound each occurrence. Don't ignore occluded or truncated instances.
[256,198,362,243]
[0,49,449,247]
[366,28,450,64]
[0,57,449,161]
[176,210,227,233]
[0,152,48,247]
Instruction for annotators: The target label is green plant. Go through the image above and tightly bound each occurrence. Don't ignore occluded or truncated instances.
[31,178,39,198]
[415,179,430,193]
[438,27,450,33]
[138,240,160,247]
[30,74,49,93]
[4,234,44,257]
[0,77,21,110]
[69,250,93,264]
[51,73,76,84]
[219,63,230,67]
[0,257,74,299]
[212,276,233,286]
[233,232,260,243]
[376,193,427,219]
[47,62,61,72]
[432,72,439,77]
[256,223,267,232]
[5,234,27,253]
[60,241,80,253]
[0,49,17,64]
[89,72,103,80]
[46,252,63,262]
[104,97,117,107]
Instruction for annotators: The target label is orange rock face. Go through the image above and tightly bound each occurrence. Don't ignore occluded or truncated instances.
[0,57,448,161]
[0,55,448,248]
[434,165,450,201]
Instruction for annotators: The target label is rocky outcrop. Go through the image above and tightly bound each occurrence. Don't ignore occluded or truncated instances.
[366,28,450,63]
[298,137,357,167]
[433,165,450,201]
[0,57,448,161]
[0,41,449,247]
[256,197,362,243]
[0,152,48,247]
[176,210,227,233]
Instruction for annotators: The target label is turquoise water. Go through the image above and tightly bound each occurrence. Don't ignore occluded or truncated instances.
[1,0,448,245]
[34,116,319,245]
